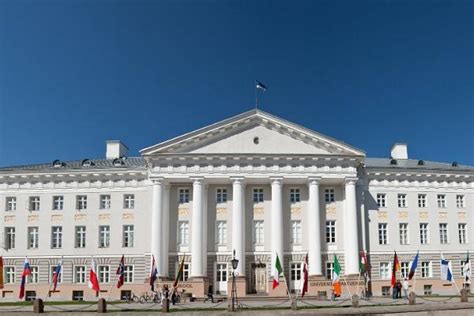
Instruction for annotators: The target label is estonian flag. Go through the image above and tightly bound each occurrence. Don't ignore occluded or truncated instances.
[440,255,453,282]
[408,251,419,280]
[256,80,267,91]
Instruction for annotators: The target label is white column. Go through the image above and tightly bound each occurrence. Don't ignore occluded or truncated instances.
[202,185,208,275]
[344,178,359,275]
[232,177,245,276]
[271,178,284,276]
[191,178,205,277]
[308,177,323,276]
[162,184,170,277]
[150,178,164,277]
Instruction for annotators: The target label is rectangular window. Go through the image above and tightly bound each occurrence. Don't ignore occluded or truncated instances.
[27,266,39,284]
[399,223,409,245]
[51,226,63,249]
[76,195,87,210]
[326,220,336,244]
[28,227,39,249]
[6,197,17,211]
[253,220,264,244]
[325,188,335,203]
[418,194,426,208]
[5,266,15,284]
[377,193,386,208]
[124,266,134,283]
[379,262,390,279]
[100,195,111,209]
[72,291,84,301]
[216,221,227,245]
[439,223,448,244]
[178,221,189,245]
[290,262,302,281]
[456,195,465,208]
[437,194,446,208]
[420,223,429,245]
[216,263,227,282]
[99,225,110,248]
[290,188,301,203]
[400,262,410,278]
[378,223,388,245]
[253,188,264,203]
[326,262,334,280]
[123,225,134,247]
[397,194,407,208]
[179,263,190,282]
[52,196,64,211]
[75,226,86,248]
[98,265,110,283]
[421,261,432,278]
[5,227,15,249]
[50,266,62,284]
[29,196,40,211]
[74,266,86,283]
[458,223,468,244]
[178,189,190,204]
[423,285,432,295]
[124,194,135,209]
[291,220,302,245]
[216,188,227,203]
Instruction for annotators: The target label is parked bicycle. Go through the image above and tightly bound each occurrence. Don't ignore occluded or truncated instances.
[125,292,140,304]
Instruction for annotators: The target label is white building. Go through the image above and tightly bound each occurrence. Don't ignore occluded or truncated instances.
[0,109,472,300]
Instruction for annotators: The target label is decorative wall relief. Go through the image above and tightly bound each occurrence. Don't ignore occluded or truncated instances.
[74,214,87,221]
[398,211,408,219]
[377,211,388,219]
[419,211,428,219]
[122,213,134,220]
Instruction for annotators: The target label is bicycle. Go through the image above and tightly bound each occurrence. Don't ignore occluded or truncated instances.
[125,292,140,304]
[140,291,160,304]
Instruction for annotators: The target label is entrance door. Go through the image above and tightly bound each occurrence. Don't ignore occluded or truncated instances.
[215,263,228,294]
[290,262,302,294]
[251,263,267,293]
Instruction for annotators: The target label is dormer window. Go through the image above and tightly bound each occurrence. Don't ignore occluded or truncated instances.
[390,159,397,165]
[81,159,94,167]
[452,161,458,167]
[113,158,125,166]
[52,160,64,168]
[418,160,425,166]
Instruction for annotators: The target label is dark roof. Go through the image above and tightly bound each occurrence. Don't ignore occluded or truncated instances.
[365,158,474,172]
[0,157,146,172]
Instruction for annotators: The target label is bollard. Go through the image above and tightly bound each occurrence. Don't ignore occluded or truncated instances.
[460,289,468,303]
[97,298,107,313]
[351,294,359,308]
[162,298,170,313]
[291,297,298,311]
[33,298,44,313]
[408,291,416,305]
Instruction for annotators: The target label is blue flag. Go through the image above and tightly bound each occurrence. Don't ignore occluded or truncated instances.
[408,251,419,280]
[441,258,453,282]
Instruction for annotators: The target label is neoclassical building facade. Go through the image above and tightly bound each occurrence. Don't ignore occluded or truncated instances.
[0,110,472,300]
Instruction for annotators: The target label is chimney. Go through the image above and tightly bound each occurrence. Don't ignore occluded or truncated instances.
[106,140,128,159]
[391,143,408,160]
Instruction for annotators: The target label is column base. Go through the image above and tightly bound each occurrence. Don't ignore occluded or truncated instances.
[187,277,209,298]
[227,276,247,298]
[268,277,290,297]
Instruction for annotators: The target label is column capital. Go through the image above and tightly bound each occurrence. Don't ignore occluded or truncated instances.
[190,176,205,184]
[307,176,322,184]
[230,176,245,184]
[344,177,358,185]
[270,176,283,184]
[150,176,164,184]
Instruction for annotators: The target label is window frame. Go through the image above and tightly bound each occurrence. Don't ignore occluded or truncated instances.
[378,223,388,245]
[376,193,386,208]
[28,226,39,249]
[122,225,135,248]
[325,188,335,203]
[290,188,301,203]
[52,196,64,211]
[177,221,190,246]
[216,188,228,204]
[326,220,336,244]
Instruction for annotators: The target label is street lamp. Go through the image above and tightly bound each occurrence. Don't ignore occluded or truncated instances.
[230,249,239,312]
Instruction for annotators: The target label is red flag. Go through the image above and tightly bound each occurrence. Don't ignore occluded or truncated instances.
[116,255,125,289]
[301,253,309,297]
[391,251,400,288]
[88,258,100,293]
[0,257,4,289]
[19,258,32,299]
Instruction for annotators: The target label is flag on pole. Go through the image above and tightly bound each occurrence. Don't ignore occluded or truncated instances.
[273,253,283,289]
[173,256,185,288]
[301,253,309,297]
[332,254,342,297]
[88,258,100,293]
[150,255,158,291]
[19,258,32,299]
[0,257,4,289]
[463,251,471,285]
[116,255,125,289]
[52,259,62,291]
[391,251,400,288]
[408,251,419,280]
[440,255,453,282]
[256,80,267,91]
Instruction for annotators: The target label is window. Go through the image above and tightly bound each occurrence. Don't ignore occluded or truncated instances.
[290,262,302,281]
[75,226,86,248]
[28,266,39,284]
[216,263,227,283]
[456,195,465,208]
[458,224,468,244]
[399,223,409,245]
[325,188,335,203]
[400,262,409,278]
[216,188,227,203]
[6,197,16,211]
[253,188,264,203]
[423,285,432,295]
[439,223,448,244]
[376,194,386,208]
[29,196,40,211]
[326,262,334,280]
[381,286,391,296]
[421,261,432,278]
[98,266,110,283]
[418,194,426,208]
[437,194,446,208]
[99,225,110,248]
[72,291,84,301]
[123,225,134,247]
[124,194,135,209]
[326,220,336,244]
[51,226,63,249]
[100,195,111,209]
[52,196,64,210]
[178,221,189,245]
[378,223,388,245]
[124,266,134,283]
[25,291,36,301]
[179,263,190,282]
[216,221,227,245]
[379,262,390,279]
[397,194,407,208]
[76,195,87,210]
[74,266,86,283]
[290,188,301,203]
[253,220,264,244]
[28,227,39,249]
[5,227,15,249]
[178,189,190,204]
[420,223,429,245]
[291,220,302,245]
[50,266,62,283]
[5,267,15,284]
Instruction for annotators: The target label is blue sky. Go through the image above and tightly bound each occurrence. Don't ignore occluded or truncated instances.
[0,0,473,166]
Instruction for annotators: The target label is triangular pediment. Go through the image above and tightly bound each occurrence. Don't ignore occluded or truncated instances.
[140,110,365,157]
